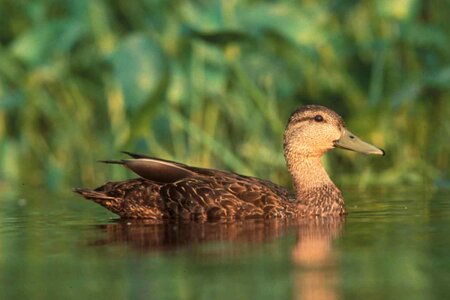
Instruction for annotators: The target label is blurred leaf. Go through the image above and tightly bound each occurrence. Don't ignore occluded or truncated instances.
[238,3,330,50]
[11,18,85,66]
[426,66,450,87]
[111,34,167,109]
[0,91,25,110]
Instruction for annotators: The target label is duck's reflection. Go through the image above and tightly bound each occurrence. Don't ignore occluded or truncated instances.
[92,216,344,300]
[293,217,344,300]
[92,219,303,252]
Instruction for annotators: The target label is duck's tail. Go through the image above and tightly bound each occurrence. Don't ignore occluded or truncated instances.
[73,188,116,202]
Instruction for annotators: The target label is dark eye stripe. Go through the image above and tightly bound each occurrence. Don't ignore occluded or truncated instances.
[293,117,312,123]
[289,115,327,125]
[288,114,327,125]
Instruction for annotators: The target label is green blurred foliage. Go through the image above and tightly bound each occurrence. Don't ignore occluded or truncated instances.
[0,0,449,190]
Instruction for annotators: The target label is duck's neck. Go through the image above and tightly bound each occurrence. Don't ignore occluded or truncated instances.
[287,156,346,216]
[288,157,333,192]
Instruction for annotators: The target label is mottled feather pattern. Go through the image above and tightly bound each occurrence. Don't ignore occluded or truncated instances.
[79,171,304,221]
[299,185,345,216]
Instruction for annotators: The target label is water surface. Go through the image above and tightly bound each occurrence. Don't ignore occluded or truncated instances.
[0,188,449,300]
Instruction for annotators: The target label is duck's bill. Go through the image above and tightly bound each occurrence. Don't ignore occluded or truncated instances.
[334,128,385,156]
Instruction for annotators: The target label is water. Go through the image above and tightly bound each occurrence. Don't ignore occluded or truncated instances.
[0,187,449,300]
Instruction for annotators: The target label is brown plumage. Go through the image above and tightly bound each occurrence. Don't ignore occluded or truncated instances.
[74,105,384,221]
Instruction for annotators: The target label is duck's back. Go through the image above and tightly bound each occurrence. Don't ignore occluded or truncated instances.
[75,154,299,221]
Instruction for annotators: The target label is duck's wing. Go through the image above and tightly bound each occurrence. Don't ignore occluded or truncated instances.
[159,174,297,219]
[105,152,244,183]
[100,158,197,183]
[121,151,190,168]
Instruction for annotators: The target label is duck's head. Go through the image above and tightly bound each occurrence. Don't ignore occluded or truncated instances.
[284,105,384,158]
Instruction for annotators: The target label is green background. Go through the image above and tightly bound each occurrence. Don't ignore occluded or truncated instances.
[1,0,449,190]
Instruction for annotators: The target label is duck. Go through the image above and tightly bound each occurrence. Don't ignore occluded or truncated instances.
[74,105,384,221]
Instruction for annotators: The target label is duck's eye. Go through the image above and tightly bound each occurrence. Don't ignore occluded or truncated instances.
[313,115,324,122]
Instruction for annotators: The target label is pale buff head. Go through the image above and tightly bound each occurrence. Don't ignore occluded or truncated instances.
[284,105,345,158]
[284,104,384,165]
